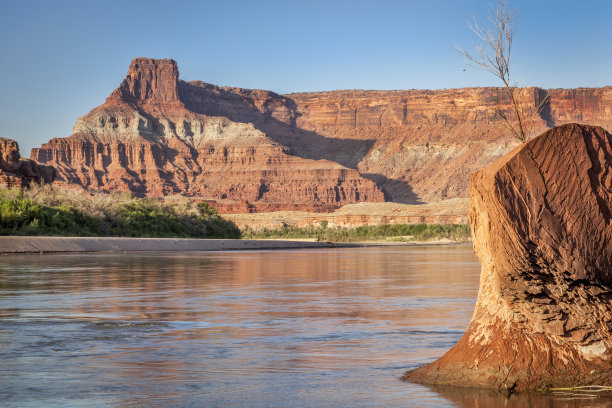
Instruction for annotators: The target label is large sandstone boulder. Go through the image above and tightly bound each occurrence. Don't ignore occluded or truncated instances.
[404,123,612,391]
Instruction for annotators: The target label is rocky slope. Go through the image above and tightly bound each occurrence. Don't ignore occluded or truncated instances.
[30,58,612,211]
[0,138,55,187]
[404,124,612,391]
[226,199,469,231]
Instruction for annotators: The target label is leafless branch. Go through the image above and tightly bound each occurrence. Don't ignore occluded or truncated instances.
[456,0,532,142]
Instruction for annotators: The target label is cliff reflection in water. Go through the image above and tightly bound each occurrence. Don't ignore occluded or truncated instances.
[1,246,602,407]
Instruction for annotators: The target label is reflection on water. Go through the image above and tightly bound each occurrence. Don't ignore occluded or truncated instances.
[0,246,607,407]
[430,385,612,408]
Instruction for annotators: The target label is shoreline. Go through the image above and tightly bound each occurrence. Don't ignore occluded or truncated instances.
[0,236,466,254]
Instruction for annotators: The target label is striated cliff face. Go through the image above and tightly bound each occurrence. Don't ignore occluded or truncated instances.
[30,58,612,211]
[0,138,55,187]
[404,124,612,391]
[32,58,384,211]
[286,87,612,202]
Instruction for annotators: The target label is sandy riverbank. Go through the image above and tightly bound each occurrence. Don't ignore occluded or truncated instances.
[0,237,338,253]
[0,236,465,254]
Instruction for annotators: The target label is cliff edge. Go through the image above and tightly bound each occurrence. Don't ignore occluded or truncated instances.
[404,123,612,391]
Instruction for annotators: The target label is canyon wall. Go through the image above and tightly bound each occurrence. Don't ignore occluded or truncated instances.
[286,87,612,202]
[30,58,612,212]
[32,58,384,212]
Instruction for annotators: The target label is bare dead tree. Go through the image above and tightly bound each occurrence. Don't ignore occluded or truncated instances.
[456,0,546,142]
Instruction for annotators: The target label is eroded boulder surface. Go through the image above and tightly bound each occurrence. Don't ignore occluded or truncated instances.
[404,123,612,391]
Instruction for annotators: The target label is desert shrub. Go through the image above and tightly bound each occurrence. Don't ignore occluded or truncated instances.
[202,216,241,239]
[107,199,241,238]
[196,202,240,238]
[109,199,190,238]
[197,202,218,217]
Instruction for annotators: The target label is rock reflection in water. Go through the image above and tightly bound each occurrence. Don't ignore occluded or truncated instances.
[430,384,612,408]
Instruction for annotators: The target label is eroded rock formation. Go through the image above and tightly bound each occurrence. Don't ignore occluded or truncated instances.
[30,57,612,212]
[404,124,612,391]
[0,138,55,187]
[31,58,384,211]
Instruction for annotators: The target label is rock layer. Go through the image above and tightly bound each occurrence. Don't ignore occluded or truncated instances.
[404,124,612,391]
[287,87,612,203]
[0,138,55,187]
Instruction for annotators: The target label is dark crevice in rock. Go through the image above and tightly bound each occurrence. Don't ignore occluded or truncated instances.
[583,128,612,223]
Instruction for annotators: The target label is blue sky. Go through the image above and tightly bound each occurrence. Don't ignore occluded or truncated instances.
[1,0,611,154]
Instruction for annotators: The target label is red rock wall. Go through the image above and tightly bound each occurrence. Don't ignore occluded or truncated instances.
[286,87,612,202]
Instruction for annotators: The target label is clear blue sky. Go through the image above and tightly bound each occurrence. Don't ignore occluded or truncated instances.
[1,0,611,154]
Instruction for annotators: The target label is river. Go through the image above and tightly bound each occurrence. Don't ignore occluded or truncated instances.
[0,246,607,407]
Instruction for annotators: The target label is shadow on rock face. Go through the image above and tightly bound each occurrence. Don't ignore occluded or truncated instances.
[178,80,377,170]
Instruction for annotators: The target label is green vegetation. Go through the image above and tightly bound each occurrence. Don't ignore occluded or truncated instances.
[0,196,101,236]
[0,185,240,238]
[241,223,471,243]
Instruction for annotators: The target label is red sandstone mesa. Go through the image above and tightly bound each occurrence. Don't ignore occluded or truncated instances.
[29,58,612,212]
[31,58,384,212]
[404,124,612,391]
[0,138,55,187]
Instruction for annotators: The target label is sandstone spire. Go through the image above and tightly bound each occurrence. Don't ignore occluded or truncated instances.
[107,58,181,105]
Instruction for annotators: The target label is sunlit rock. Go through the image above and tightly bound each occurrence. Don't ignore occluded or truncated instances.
[404,124,612,391]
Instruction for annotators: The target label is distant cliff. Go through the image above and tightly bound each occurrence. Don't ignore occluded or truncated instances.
[31,58,383,212]
[31,57,612,211]
[0,138,54,187]
[286,87,612,202]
